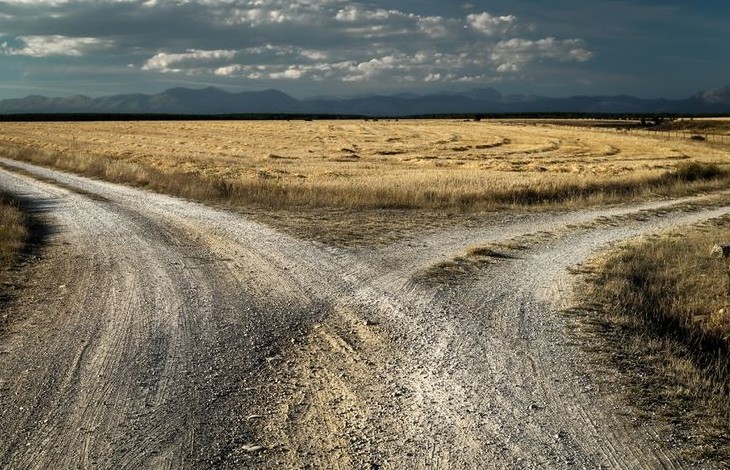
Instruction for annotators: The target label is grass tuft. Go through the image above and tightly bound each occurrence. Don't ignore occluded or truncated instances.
[0,191,28,333]
[465,246,516,259]
[669,162,727,183]
[0,193,27,269]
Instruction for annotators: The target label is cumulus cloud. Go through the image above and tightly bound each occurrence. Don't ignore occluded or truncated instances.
[215,0,346,26]
[335,6,397,23]
[223,8,293,26]
[491,37,593,73]
[270,67,306,80]
[418,16,455,38]
[142,49,236,73]
[0,34,112,57]
[467,12,516,35]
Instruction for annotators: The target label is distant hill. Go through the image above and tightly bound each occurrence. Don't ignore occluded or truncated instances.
[1,86,729,116]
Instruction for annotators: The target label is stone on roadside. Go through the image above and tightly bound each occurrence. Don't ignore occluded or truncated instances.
[710,243,730,259]
[241,444,266,453]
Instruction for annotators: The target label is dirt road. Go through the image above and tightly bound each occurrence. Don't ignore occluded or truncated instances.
[0,157,727,469]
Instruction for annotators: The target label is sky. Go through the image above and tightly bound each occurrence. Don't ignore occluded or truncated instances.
[0,0,728,99]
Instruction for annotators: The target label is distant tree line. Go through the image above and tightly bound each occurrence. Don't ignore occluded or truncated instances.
[0,112,728,123]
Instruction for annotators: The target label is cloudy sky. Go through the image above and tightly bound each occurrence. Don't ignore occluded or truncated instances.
[0,0,727,99]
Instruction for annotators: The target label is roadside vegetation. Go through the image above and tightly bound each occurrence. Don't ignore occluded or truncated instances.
[0,192,28,332]
[2,142,727,210]
[0,193,26,268]
[0,120,728,244]
[580,217,730,462]
[653,117,730,136]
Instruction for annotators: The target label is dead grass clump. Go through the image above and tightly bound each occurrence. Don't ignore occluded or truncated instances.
[417,244,521,285]
[267,154,299,160]
[491,171,730,208]
[0,193,27,269]
[668,162,727,183]
[0,192,27,333]
[582,217,730,461]
[465,246,516,259]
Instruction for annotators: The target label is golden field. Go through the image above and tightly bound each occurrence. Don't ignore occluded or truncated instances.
[0,119,728,212]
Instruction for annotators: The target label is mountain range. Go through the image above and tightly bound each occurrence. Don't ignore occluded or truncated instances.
[1,86,729,116]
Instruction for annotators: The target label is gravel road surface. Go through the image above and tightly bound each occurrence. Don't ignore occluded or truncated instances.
[0,158,727,469]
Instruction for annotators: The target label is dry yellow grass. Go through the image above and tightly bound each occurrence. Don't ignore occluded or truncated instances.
[0,120,728,213]
[0,194,26,269]
[580,218,730,461]
[0,194,26,333]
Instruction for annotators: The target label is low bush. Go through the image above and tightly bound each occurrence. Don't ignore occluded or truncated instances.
[670,162,726,182]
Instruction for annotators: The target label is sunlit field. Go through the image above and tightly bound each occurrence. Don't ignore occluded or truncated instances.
[0,120,728,213]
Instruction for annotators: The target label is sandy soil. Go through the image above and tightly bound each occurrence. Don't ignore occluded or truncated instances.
[0,158,728,469]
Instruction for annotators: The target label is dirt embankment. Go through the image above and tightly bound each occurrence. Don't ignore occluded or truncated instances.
[0,157,728,468]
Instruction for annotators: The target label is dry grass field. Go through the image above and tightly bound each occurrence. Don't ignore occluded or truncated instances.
[0,119,728,243]
[1,119,729,206]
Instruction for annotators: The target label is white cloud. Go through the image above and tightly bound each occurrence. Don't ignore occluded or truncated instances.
[496,63,519,73]
[269,67,305,80]
[491,37,593,73]
[142,49,236,73]
[0,35,112,57]
[333,5,465,39]
[225,7,293,26]
[467,12,516,35]
[300,49,328,61]
[335,6,400,23]
[216,0,345,26]
[425,72,456,82]
[456,74,501,83]
[213,64,241,76]
[418,16,454,38]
